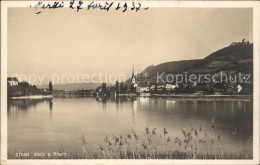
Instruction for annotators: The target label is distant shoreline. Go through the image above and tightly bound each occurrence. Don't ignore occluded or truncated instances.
[117,93,253,100]
[150,94,253,101]
[105,93,253,101]
[9,94,253,101]
[10,95,53,100]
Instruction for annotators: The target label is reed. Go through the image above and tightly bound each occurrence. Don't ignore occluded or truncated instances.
[79,120,252,159]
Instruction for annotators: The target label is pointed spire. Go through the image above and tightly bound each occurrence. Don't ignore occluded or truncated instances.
[132,65,134,78]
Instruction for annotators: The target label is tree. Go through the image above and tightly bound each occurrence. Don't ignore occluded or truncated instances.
[49,81,53,94]
[120,82,126,94]
[101,83,107,95]
[130,84,136,93]
[115,81,119,94]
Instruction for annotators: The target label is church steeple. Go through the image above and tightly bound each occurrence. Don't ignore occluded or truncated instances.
[131,66,135,84]
[131,66,134,79]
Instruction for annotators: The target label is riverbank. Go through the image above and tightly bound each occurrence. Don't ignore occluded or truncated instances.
[150,94,253,101]
[52,93,253,101]
[117,93,137,96]
[10,95,53,100]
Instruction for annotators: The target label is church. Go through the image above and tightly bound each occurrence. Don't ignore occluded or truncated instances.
[131,67,138,88]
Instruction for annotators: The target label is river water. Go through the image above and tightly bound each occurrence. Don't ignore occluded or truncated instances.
[8,97,253,158]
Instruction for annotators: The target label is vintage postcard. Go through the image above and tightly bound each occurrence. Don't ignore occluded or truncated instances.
[1,1,260,164]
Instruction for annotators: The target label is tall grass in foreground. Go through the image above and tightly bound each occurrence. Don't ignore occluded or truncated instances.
[8,118,252,159]
[81,117,252,159]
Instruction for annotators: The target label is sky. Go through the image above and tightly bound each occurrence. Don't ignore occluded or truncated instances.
[8,7,253,85]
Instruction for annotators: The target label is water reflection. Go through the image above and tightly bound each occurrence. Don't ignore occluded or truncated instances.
[8,97,253,156]
[8,99,53,117]
[49,99,53,115]
[95,95,137,123]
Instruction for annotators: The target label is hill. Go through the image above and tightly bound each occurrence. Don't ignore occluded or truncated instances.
[187,42,253,74]
[134,41,253,83]
[132,60,200,82]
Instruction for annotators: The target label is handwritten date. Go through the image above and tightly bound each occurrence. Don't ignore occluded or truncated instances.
[30,1,149,14]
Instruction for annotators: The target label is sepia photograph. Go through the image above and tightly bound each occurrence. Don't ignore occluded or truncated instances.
[1,1,260,164]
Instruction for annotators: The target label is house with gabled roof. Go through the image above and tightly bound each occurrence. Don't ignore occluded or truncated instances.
[7,77,19,86]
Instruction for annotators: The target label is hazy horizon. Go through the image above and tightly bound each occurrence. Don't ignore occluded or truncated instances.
[8,7,253,85]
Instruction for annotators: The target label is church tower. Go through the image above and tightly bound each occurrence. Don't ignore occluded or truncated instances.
[131,66,135,84]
